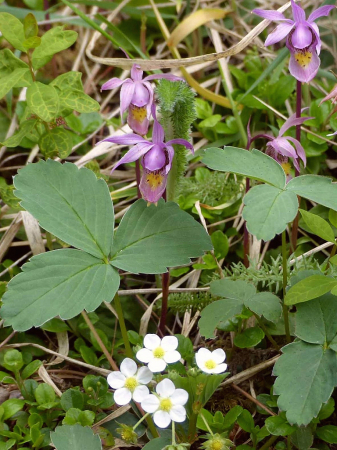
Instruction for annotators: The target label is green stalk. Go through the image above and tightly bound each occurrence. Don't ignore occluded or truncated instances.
[113,293,133,358]
[253,313,280,351]
[282,231,291,343]
[132,412,150,430]
[258,435,278,450]
[200,413,213,436]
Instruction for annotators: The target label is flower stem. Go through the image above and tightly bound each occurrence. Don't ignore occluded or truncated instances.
[113,293,133,358]
[282,231,291,343]
[172,421,176,446]
[133,412,150,430]
[258,435,278,450]
[200,412,213,436]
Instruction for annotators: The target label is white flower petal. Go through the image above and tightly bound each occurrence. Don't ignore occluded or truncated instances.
[212,363,228,374]
[141,394,160,413]
[144,334,161,350]
[153,410,171,428]
[107,371,126,389]
[212,348,226,364]
[170,389,188,406]
[133,385,149,403]
[136,366,153,384]
[136,348,153,363]
[120,358,137,377]
[169,405,186,423]
[156,378,175,397]
[199,365,215,374]
[161,336,178,351]
[148,358,166,373]
[163,350,181,364]
[114,388,132,405]
[196,348,212,364]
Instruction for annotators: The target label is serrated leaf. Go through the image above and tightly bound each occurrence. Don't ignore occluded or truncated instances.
[245,292,282,323]
[273,340,337,426]
[14,160,114,259]
[296,293,337,345]
[39,128,73,159]
[50,72,83,91]
[243,184,298,241]
[290,426,313,450]
[287,175,337,211]
[110,199,212,273]
[2,119,38,147]
[202,147,286,189]
[234,326,265,348]
[51,424,102,450]
[26,82,59,122]
[284,275,337,305]
[0,249,119,331]
[199,299,244,338]
[0,68,31,100]
[0,13,25,51]
[59,89,100,113]
[32,26,77,69]
[299,209,335,243]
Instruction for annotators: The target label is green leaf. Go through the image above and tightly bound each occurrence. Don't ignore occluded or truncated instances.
[1,249,120,331]
[237,409,254,433]
[290,426,313,450]
[35,383,55,405]
[0,13,25,51]
[23,13,38,38]
[23,36,41,49]
[211,278,256,300]
[0,68,31,100]
[61,389,85,412]
[211,230,229,259]
[287,175,337,211]
[199,299,243,338]
[223,405,243,429]
[0,49,31,88]
[51,424,102,450]
[110,199,212,273]
[265,415,295,436]
[2,119,38,147]
[316,426,337,444]
[21,359,42,379]
[79,346,98,366]
[59,89,100,113]
[50,72,83,91]
[295,293,337,346]
[202,147,286,189]
[26,82,59,122]
[1,399,25,420]
[32,26,78,69]
[299,209,335,243]
[243,184,298,241]
[41,318,70,332]
[244,292,282,323]
[329,209,337,228]
[234,326,265,348]
[273,340,337,426]
[13,160,114,259]
[284,275,337,305]
[318,398,335,421]
[39,128,73,159]
[63,408,95,426]
[142,437,171,450]
[3,349,23,371]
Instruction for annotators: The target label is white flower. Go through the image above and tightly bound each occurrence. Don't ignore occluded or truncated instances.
[195,348,227,374]
[136,334,181,373]
[107,358,153,405]
[141,379,188,428]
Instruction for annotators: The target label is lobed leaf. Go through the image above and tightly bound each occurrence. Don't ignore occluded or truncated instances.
[51,424,102,450]
[287,175,337,212]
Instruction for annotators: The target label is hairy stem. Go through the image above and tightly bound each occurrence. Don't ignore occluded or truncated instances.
[282,231,291,343]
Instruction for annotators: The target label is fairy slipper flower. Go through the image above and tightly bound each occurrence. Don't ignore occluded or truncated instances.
[253,0,335,82]
[136,334,181,372]
[195,348,227,374]
[101,63,182,135]
[141,379,188,428]
[98,106,193,203]
[320,84,337,105]
[107,358,153,405]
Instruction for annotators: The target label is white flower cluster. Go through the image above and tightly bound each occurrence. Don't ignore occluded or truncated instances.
[107,333,227,429]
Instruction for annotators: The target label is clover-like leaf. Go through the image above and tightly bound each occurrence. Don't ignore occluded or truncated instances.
[0,249,119,331]
[26,82,59,122]
[51,424,102,450]
[287,175,337,212]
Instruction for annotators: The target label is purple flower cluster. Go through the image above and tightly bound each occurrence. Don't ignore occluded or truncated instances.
[99,61,193,203]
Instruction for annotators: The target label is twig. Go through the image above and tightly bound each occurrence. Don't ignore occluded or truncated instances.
[232,384,276,416]
[221,355,279,387]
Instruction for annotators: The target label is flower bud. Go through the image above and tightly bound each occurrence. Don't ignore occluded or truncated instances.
[201,434,233,450]
[116,424,138,444]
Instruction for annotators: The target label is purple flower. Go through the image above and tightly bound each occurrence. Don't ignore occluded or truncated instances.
[320,84,337,105]
[101,63,183,136]
[253,1,335,82]
[265,112,312,172]
[97,106,193,203]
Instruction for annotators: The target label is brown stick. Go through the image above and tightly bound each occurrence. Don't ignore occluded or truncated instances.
[232,384,276,416]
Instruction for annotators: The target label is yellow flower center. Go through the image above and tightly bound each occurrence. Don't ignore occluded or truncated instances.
[159,398,172,412]
[205,359,217,370]
[146,172,164,191]
[281,162,291,176]
[124,377,138,392]
[211,440,223,450]
[294,51,312,68]
[153,347,165,358]
[130,105,147,123]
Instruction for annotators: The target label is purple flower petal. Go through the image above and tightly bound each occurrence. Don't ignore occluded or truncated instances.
[327,131,337,137]
[308,5,335,23]
[131,64,143,82]
[252,9,289,21]
[98,133,148,146]
[166,138,194,152]
[142,81,154,119]
[309,22,321,54]
[320,85,337,105]
[265,23,294,46]
[143,73,184,82]
[143,144,167,171]
[285,136,306,166]
[165,145,175,173]
[152,105,165,144]
[101,77,131,91]
[288,46,320,83]
[279,113,313,136]
[112,142,154,172]
[120,81,135,116]
[291,0,306,22]
[139,168,168,203]
[291,22,313,49]
[127,106,149,136]
[132,82,151,107]
[272,137,298,159]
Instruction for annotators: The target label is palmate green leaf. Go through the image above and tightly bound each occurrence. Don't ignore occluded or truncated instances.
[284,275,337,305]
[32,26,78,69]
[26,82,59,122]
[50,71,83,91]
[273,340,337,426]
[0,49,31,88]
[287,175,337,211]
[202,147,286,189]
[243,184,298,241]
[0,12,25,51]
[299,209,335,243]
[39,128,73,159]
[2,119,38,147]
[59,89,100,113]
[51,424,102,450]
[14,160,114,259]
[110,199,212,273]
[0,68,31,100]
[0,249,119,331]
[198,299,243,338]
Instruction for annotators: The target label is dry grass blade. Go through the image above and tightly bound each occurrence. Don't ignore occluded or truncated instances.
[38,365,63,397]
[21,211,45,255]
[0,213,22,263]
[47,331,69,366]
